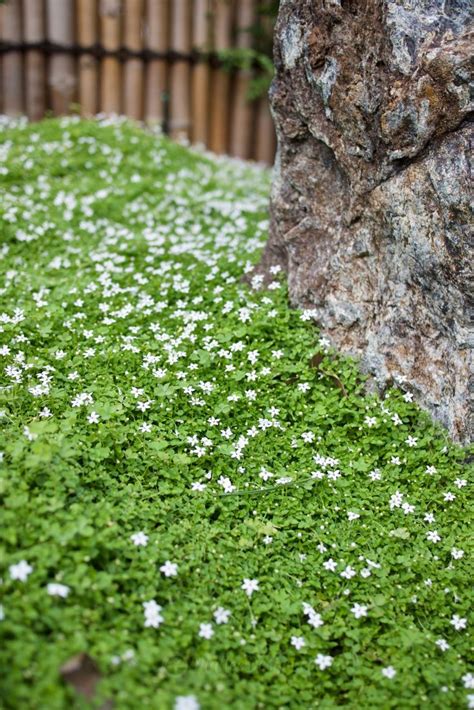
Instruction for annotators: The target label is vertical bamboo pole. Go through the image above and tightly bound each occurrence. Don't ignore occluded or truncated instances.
[169,0,191,141]
[255,96,275,164]
[144,0,168,125]
[23,0,46,121]
[191,0,210,146]
[209,0,233,154]
[100,0,122,114]
[2,0,23,116]
[229,0,254,158]
[77,0,98,116]
[123,0,144,119]
[46,0,76,115]
[254,4,276,164]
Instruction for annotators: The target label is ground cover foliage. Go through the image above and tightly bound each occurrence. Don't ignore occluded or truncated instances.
[0,117,472,710]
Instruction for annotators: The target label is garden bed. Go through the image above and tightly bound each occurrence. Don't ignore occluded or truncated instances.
[0,118,472,709]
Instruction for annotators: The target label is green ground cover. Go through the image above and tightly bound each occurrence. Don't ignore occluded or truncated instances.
[0,117,472,709]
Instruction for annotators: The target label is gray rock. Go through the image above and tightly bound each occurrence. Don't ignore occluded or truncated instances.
[257,0,473,442]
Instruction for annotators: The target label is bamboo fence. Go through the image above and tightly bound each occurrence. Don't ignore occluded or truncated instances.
[0,0,276,163]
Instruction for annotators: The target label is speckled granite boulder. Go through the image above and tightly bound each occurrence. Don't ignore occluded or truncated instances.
[258,0,473,442]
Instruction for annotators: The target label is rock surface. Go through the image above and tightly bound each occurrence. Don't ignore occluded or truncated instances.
[258,0,473,442]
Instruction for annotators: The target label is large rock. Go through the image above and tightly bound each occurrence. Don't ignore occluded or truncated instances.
[257,0,473,442]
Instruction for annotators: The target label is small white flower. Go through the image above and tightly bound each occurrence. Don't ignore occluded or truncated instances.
[351,603,368,619]
[198,623,214,639]
[405,436,417,447]
[241,578,259,596]
[435,639,450,651]
[174,696,200,710]
[403,392,413,402]
[263,535,273,545]
[347,511,360,521]
[451,547,464,559]
[143,599,163,628]
[463,673,474,689]
[323,558,337,572]
[214,607,231,624]
[315,653,333,670]
[9,560,33,582]
[426,530,441,543]
[389,491,403,509]
[47,583,70,598]
[259,467,273,481]
[340,565,356,579]
[307,611,324,629]
[381,666,396,679]
[160,561,178,577]
[450,614,467,631]
[276,476,293,485]
[290,636,305,650]
[87,411,100,423]
[130,531,149,547]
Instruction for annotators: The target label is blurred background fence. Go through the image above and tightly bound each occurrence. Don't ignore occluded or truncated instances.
[0,0,277,162]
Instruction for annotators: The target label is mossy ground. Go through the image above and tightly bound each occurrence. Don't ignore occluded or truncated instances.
[0,118,472,709]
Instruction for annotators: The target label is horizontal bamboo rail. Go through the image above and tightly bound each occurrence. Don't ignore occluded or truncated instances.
[0,0,276,163]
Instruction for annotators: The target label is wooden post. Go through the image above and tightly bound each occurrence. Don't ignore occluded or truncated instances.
[100,0,122,114]
[229,0,254,158]
[23,0,46,121]
[77,0,98,116]
[255,96,275,164]
[144,0,168,125]
[2,0,23,116]
[46,0,76,115]
[191,0,210,146]
[209,0,233,154]
[123,0,144,120]
[169,0,191,141]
